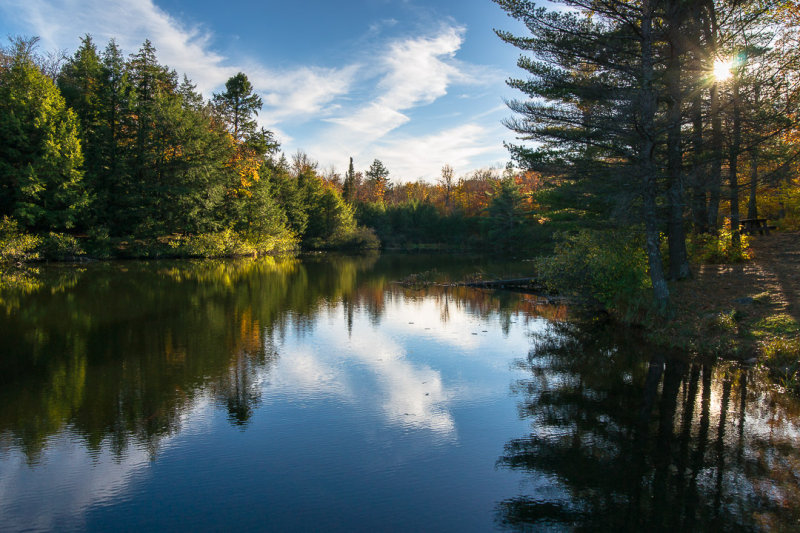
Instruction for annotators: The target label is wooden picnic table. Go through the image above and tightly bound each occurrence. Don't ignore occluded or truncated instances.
[739,218,775,235]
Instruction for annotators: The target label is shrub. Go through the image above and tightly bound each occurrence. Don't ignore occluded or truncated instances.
[307,225,381,250]
[687,220,751,264]
[164,229,299,258]
[37,232,85,260]
[759,181,800,231]
[0,216,41,262]
[535,229,652,320]
[762,337,800,392]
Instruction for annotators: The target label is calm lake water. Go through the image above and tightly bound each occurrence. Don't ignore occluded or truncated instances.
[1,253,799,532]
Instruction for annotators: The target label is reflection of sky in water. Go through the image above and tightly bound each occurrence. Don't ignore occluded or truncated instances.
[0,434,148,532]
[0,396,214,532]
[0,291,538,531]
[268,297,540,437]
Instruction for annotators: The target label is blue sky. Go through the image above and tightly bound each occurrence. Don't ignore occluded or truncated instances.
[0,0,528,181]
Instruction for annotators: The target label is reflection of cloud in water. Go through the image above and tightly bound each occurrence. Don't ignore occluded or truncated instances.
[351,341,455,435]
[270,325,456,436]
[266,294,529,439]
[0,433,150,531]
[0,396,215,532]
[270,347,351,399]
[380,364,453,434]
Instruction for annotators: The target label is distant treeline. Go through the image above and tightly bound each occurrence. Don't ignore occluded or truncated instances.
[0,35,558,260]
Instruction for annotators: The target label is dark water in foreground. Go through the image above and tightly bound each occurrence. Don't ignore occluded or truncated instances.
[1,254,799,532]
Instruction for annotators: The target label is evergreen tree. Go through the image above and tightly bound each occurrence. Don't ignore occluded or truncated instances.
[494,0,672,309]
[213,72,262,140]
[0,54,87,230]
[98,39,131,227]
[58,35,105,224]
[365,159,389,203]
[483,177,528,251]
[342,156,356,203]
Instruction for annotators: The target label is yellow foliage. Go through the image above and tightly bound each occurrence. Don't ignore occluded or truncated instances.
[225,140,261,197]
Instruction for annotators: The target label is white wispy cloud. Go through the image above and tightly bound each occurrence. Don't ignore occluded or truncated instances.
[249,64,360,124]
[323,26,470,143]
[307,25,508,178]
[0,0,355,123]
[375,123,507,181]
[1,0,511,178]
[2,0,232,92]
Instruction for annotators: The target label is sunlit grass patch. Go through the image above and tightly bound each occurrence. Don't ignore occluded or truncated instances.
[754,314,800,336]
[761,336,800,392]
[710,309,740,333]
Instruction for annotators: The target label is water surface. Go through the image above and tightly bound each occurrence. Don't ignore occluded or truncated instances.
[1,254,798,531]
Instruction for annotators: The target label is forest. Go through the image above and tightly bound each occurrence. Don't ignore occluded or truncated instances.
[0,34,545,262]
[2,0,800,318]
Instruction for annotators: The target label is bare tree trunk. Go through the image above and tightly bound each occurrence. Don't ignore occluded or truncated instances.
[641,0,670,313]
[705,10,723,231]
[708,82,723,231]
[666,0,690,280]
[747,88,761,219]
[690,89,708,233]
[730,77,742,250]
[748,146,759,219]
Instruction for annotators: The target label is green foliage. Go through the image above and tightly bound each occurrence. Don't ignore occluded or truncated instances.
[164,229,297,258]
[760,181,800,231]
[308,225,380,251]
[0,54,88,230]
[1,36,378,256]
[762,337,800,392]
[356,201,478,249]
[37,232,85,260]
[687,222,751,263]
[343,157,356,203]
[366,159,389,182]
[711,309,740,334]
[754,314,800,336]
[482,177,530,252]
[536,230,652,320]
[212,72,262,140]
[0,216,41,262]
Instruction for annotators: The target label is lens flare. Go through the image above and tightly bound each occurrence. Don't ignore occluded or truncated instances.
[713,58,734,82]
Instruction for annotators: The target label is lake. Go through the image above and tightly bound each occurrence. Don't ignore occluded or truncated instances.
[1,254,799,531]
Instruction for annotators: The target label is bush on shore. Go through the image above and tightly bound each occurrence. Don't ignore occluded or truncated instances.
[535,229,653,321]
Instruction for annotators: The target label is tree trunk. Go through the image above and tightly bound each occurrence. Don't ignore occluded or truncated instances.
[747,88,761,219]
[729,77,742,250]
[705,10,722,232]
[707,82,723,231]
[748,145,759,219]
[640,0,670,313]
[666,1,690,280]
[689,69,708,232]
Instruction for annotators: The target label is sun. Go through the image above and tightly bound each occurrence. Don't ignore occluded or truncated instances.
[713,58,734,82]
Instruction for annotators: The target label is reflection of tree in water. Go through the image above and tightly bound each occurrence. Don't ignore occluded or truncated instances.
[0,251,566,462]
[0,257,325,459]
[214,317,280,427]
[496,320,800,531]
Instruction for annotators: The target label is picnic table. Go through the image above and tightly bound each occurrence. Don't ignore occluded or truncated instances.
[739,218,775,235]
